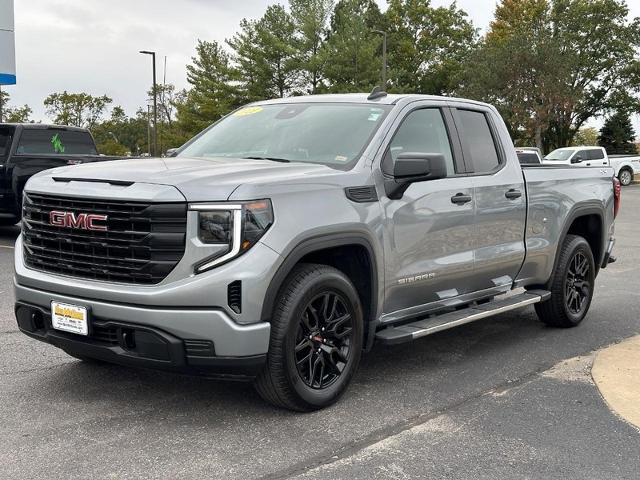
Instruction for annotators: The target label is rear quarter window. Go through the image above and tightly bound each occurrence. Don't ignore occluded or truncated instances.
[456,110,501,173]
[16,129,97,155]
[588,149,605,160]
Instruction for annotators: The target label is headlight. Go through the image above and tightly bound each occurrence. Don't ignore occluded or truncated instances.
[191,200,274,273]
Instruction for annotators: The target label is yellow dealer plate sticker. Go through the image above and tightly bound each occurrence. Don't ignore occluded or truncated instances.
[233,106,263,117]
[51,301,88,336]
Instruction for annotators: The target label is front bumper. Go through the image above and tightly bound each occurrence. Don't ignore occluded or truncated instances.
[14,281,271,379]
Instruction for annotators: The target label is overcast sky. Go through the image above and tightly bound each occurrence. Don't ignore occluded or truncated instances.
[3,0,640,130]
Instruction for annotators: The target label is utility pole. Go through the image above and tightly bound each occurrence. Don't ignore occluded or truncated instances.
[139,50,158,156]
[372,30,388,89]
[147,104,152,156]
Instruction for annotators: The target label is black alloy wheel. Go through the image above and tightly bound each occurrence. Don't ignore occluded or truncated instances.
[254,263,363,411]
[294,292,354,390]
[565,251,591,316]
[535,234,595,328]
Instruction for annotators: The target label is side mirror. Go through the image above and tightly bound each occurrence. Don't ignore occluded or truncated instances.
[165,148,179,157]
[385,152,448,199]
[571,155,583,164]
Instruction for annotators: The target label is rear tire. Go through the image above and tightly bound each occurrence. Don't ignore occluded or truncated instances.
[535,234,595,328]
[619,168,633,186]
[254,264,363,411]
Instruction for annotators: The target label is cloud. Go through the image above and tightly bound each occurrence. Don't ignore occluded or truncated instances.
[4,0,639,132]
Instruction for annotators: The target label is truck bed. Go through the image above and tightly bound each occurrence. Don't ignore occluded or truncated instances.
[516,165,615,287]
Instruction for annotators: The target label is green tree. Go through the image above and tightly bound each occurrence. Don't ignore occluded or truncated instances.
[44,91,112,128]
[290,0,334,93]
[5,105,33,123]
[324,0,384,92]
[0,90,32,123]
[0,89,7,122]
[460,0,640,151]
[598,111,637,154]
[385,0,477,94]
[176,40,243,136]
[229,5,300,99]
[573,127,599,146]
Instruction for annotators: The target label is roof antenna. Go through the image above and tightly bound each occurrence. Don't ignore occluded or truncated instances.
[368,86,387,101]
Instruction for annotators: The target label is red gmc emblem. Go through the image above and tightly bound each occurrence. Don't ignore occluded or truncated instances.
[49,211,108,231]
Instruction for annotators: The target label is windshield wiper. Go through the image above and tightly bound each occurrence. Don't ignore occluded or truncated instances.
[243,156,291,163]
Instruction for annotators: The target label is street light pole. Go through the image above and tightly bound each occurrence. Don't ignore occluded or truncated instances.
[139,50,158,156]
[372,30,387,89]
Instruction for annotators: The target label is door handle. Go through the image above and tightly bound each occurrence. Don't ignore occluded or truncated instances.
[505,189,522,200]
[451,193,472,205]
[586,162,591,166]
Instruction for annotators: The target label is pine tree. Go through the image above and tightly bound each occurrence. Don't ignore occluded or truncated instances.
[599,111,638,154]
[324,0,383,93]
[228,5,300,100]
[176,40,242,135]
[290,0,334,94]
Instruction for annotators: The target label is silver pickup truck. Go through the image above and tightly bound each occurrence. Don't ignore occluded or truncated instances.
[14,93,619,411]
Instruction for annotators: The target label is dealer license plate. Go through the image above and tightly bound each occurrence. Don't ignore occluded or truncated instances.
[51,301,88,336]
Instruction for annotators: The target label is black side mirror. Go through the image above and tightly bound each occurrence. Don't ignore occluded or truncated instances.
[385,152,448,199]
[571,155,583,164]
[165,148,179,157]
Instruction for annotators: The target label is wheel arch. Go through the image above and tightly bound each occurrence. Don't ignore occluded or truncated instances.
[546,204,605,288]
[260,233,380,351]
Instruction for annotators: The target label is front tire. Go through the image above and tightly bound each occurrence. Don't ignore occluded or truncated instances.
[619,168,633,186]
[535,234,595,328]
[254,264,363,411]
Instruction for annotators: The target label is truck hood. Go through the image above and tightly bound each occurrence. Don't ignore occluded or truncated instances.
[39,156,339,201]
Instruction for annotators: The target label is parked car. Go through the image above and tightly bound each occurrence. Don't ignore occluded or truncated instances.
[14,94,619,411]
[544,146,640,186]
[516,148,542,164]
[0,123,123,225]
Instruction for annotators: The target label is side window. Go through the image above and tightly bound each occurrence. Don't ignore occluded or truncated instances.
[588,149,605,160]
[456,110,501,173]
[576,150,590,161]
[387,109,455,176]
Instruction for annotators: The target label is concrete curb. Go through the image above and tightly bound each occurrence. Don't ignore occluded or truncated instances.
[592,335,640,430]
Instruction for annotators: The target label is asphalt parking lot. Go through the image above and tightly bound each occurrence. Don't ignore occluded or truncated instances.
[1,187,640,479]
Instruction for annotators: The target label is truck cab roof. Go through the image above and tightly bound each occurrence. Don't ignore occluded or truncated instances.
[251,92,495,110]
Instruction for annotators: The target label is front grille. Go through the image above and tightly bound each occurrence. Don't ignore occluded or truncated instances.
[22,193,187,284]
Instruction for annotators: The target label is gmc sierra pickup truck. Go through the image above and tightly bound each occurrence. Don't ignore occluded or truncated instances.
[0,123,121,225]
[14,93,619,411]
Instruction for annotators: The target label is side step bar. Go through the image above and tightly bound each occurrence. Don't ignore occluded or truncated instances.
[375,290,551,345]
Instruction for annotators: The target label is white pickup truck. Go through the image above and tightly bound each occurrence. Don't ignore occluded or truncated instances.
[544,146,640,186]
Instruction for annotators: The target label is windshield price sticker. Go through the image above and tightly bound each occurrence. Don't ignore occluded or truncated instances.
[233,106,263,117]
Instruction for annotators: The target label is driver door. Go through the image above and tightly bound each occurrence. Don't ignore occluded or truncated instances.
[380,105,476,318]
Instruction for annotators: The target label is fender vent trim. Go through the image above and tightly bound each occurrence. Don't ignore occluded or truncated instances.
[345,186,378,203]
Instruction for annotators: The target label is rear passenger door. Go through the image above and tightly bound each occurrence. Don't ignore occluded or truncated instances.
[451,106,527,294]
[586,148,608,166]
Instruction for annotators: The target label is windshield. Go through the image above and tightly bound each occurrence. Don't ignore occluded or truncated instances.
[545,149,574,161]
[177,103,392,168]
